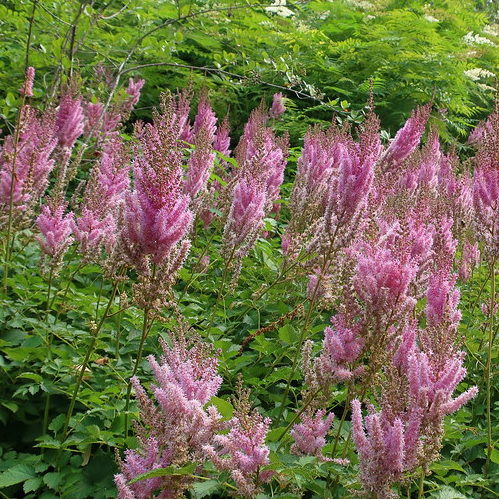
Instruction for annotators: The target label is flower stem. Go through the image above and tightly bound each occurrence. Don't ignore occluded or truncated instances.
[124,307,153,439]
[60,280,119,445]
[417,469,425,499]
[41,266,55,437]
[485,255,496,477]
[3,95,27,292]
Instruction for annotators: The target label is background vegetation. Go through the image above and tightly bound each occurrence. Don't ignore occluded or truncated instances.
[1,0,498,141]
[0,1,498,498]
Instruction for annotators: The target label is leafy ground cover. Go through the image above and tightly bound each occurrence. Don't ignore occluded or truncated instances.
[0,66,497,498]
[0,1,498,498]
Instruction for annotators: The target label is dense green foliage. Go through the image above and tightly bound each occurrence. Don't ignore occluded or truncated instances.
[0,198,497,498]
[1,0,498,140]
[0,1,498,498]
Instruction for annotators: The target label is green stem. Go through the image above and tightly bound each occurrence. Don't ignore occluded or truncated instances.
[485,255,496,477]
[276,244,336,423]
[417,469,425,499]
[60,280,119,444]
[41,267,55,436]
[124,307,153,439]
[330,387,352,457]
[275,387,321,451]
[25,0,38,68]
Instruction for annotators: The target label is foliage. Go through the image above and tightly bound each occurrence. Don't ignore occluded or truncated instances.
[0,0,498,141]
[0,2,498,498]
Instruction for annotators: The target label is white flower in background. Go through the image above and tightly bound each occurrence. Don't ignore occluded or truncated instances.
[463,32,496,46]
[365,14,376,21]
[464,68,496,81]
[424,15,440,23]
[266,0,295,18]
[345,0,374,9]
[477,83,497,92]
[483,24,499,37]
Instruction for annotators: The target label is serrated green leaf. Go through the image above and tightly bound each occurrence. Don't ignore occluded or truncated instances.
[191,479,219,498]
[0,464,36,488]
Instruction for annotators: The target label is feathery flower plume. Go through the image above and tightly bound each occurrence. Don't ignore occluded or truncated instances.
[192,93,217,144]
[121,112,192,268]
[124,78,145,113]
[351,399,406,499]
[55,94,85,149]
[115,332,222,499]
[313,315,365,384]
[472,111,498,255]
[382,103,431,167]
[203,385,272,498]
[286,126,338,243]
[459,240,480,280]
[118,95,193,308]
[214,116,231,157]
[36,202,74,274]
[221,178,265,268]
[0,108,57,220]
[184,132,216,201]
[19,67,35,97]
[269,92,285,119]
[291,409,334,458]
[72,137,129,258]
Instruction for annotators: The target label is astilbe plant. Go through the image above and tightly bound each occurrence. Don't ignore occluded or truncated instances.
[36,201,74,274]
[203,384,273,498]
[0,106,57,224]
[115,331,222,498]
[118,94,193,308]
[380,103,432,168]
[72,136,129,260]
[220,104,288,286]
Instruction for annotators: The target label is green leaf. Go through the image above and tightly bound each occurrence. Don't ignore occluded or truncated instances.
[23,477,42,493]
[488,447,499,464]
[0,464,36,488]
[43,472,62,490]
[191,479,219,498]
[430,486,468,499]
[17,372,43,383]
[430,460,466,475]
[209,397,234,419]
[128,463,197,484]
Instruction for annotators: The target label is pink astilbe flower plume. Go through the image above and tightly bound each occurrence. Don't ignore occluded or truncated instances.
[116,96,193,308]
[382,103,431,167]
[214,115,231,158]
[192,93,217,144]
[350,244,417,316]
[72,137,129,258]
[269,92,285,119]
[124,78,145,113]
[55,94,85,149]
[291,409,334,458]
[115,332,222,499]
[0,108,57,220]
[472,111,498,256]
[221,178,265,275]
[19,66,35,97]
[36,202,74,274]
[313,315,365,384]
[121,116,192,268]
[203,384,272,498]
[425,271,461,329]
[184,131,216,201]
[459,240,480,280]
[351,400,405,499]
